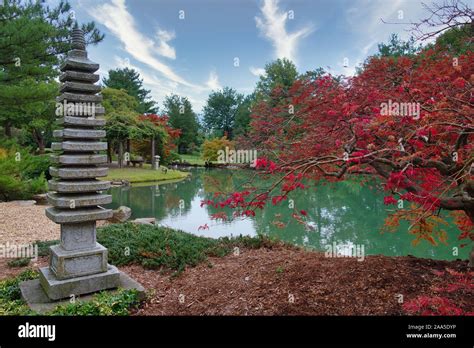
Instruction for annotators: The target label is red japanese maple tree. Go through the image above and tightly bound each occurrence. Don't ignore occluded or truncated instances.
[204,38,473,259]
[201,2,473,265]
[138,114,181,158]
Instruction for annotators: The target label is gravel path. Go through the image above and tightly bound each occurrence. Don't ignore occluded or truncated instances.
[0,202,59,244]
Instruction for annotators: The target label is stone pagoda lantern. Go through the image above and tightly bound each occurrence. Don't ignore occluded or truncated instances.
[21,26,142,307]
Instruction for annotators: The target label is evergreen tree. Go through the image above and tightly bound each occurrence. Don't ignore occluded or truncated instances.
[0,0,103,150]
[102,67,157,114]
[376,34,421,58]
[163,94,199,154]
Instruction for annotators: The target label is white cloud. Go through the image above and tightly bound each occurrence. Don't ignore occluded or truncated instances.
[255,0,313,63]
[345,0,429,54]
[336,0,429,76]
[206,70,221,90]
[110,56,210,113]
[346,0,405,35]
[361,40,378,56]
[249,66,266,77]
[89,0,225,112]
[114,56,132,69]
[155,29,176,59]
[88,0,195,88]
[113,56,174,98]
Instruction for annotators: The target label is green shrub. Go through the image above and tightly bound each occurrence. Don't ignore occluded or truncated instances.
[201,136,235,162]
[0,171,47,201]
[21,154,51,180]
[35,239,59,256]
[218,234,273,250]
[130,153,143,161]
[98,223,219,273]
[0,138,20,151]
[97,223,275,274]
[0,149,49,201]
[0,269,38,301]
[165,151,181,164]
[7,258,31,268]
[0,174,29,200]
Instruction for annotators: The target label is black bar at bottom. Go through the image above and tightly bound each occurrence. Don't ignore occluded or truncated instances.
[0,316,472,346]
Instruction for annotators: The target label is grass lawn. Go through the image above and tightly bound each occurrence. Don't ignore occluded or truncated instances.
[179,154,207,166]
[102,166,189,184]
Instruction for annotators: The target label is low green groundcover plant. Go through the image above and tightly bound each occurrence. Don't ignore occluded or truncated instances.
[30,225,272,274]
[0,269,37,315]
[51,289,140,316]
[97,223,273,274]
[0,270,141,316]
[6,240,59,269]
[0,225,273,315]
[7,258,31,268]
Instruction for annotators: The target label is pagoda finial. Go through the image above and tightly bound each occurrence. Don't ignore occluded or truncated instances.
[71,26,86,51]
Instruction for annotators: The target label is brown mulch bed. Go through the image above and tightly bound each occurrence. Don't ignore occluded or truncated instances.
[1,245,471,315]
[122,245,472,316]
[0,256,49,280]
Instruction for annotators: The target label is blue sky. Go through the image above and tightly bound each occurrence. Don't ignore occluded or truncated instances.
[56,0,434,112]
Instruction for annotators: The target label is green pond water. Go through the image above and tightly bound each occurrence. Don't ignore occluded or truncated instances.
[107,168,468,260]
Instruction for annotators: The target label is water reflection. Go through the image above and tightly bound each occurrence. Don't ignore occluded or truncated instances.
[107,168,468,260]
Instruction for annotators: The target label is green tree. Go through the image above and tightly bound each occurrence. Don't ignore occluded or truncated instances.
[102,87,139,115]
[103,68,157,114]
[300,67,326,83]
[203,87,243,139]
[102,87,139,166]
[430,24,473,55]
[18,81,59,153]
[376,34,421,58]
[163,94,199,154]
[102,88,164,167]
[0,0,103,143]
[233,93,255,138]
[255,58,298,101]
[355,34,423,76]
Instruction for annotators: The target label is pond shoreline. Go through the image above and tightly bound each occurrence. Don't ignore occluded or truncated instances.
[101,166,190,186]
[170,161,255,169]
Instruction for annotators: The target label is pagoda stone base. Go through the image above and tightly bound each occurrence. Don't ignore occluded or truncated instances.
[20,270,145,313]
[39,264,120,300]
[50,243,108,280]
